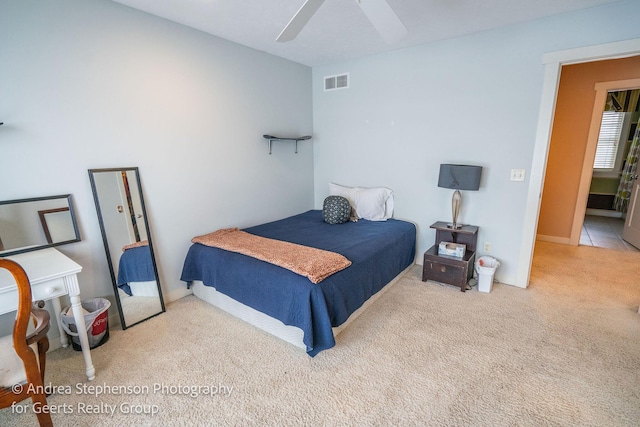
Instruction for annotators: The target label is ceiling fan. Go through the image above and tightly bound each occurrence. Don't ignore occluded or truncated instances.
[277,0,408,44]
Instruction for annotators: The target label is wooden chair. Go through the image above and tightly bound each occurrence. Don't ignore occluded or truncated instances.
[0,259,53,427]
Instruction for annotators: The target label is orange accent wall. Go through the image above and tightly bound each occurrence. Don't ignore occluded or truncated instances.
[538,56,640,239]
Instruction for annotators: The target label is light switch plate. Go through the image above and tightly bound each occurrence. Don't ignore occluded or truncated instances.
[510,169,525,181]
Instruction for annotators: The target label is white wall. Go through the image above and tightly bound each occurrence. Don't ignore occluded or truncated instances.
[312,0,640,286]
[0,0,313,338]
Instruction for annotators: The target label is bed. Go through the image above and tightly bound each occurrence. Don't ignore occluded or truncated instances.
[117,244,157,297]
[180,208,416,356]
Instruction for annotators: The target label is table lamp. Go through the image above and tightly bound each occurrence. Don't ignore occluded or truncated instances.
[437,164,482,229]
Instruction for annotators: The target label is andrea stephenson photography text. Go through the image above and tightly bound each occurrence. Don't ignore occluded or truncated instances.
[9,382,234,418]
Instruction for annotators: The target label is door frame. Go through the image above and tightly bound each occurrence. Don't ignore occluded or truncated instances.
[570,78,640,245]
[516,38,640,288]
[623,178,640,247]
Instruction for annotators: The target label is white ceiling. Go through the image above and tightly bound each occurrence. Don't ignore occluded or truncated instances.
[111,0,620,67]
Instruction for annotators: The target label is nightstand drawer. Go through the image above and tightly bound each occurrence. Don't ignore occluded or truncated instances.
[422,245,475,291]
[423,258,466,284]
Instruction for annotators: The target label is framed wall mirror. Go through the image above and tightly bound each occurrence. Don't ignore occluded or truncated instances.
[0,194,81,256]
[89,167,165,329]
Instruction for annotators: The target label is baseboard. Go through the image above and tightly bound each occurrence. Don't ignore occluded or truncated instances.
[48,335,64,352]
[585,208,624,218]
[109,311,122,329]
[536,235,571,244]
[163,286,193,304]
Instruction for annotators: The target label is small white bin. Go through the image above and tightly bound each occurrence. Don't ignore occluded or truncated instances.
[475,256,500,293]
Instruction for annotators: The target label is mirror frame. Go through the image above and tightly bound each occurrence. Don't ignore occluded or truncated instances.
[0,194,81,256]
[88,167,165,329]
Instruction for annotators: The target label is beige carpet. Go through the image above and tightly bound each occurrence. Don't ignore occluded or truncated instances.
[117,289,164,326]
[2,241,639,426]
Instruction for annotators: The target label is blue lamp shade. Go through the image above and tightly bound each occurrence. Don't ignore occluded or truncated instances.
[437,164,482,191]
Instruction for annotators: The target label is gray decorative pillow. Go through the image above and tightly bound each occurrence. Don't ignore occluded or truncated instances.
[322,196,351,224]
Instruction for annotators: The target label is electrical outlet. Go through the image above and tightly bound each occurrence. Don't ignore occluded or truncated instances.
[483,242,491,253]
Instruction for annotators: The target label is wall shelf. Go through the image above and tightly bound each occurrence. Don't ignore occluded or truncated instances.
[262,134,311,154]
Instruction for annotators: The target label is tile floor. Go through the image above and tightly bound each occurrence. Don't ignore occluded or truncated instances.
[580,215,640,252]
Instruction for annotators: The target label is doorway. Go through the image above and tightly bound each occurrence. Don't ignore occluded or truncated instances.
[581,83,640,252]
[535,61,640,247]
[516,38,640,288]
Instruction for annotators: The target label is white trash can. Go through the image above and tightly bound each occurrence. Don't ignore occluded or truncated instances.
[475,256,500,293]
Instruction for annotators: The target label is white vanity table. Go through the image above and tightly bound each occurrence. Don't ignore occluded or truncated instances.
[0,248,96,381]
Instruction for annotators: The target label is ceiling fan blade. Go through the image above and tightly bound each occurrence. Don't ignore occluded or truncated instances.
[356,0,408,44]
[277,0,326,43]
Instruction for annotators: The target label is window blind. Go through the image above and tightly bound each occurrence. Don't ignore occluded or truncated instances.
[593,111,625,170]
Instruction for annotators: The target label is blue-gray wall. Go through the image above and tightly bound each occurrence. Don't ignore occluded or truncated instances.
[0,0,313,339]
[312,0,640,285]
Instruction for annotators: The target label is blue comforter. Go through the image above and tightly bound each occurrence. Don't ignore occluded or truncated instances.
[180,210,416,356]
[117,245,156,296]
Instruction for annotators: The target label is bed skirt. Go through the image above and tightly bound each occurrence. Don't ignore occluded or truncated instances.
[128,280,159,297]
[191,264,411,350]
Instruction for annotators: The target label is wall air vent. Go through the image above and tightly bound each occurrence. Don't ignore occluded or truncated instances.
[324,73,349,91]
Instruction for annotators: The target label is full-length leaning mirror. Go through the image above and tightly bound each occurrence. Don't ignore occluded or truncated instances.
[89,167,165,329]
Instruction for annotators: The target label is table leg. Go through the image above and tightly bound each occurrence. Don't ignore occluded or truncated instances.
[69,293,96,381]
[50,297,69,347]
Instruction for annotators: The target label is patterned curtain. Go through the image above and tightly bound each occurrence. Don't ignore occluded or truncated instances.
[605,89,640,112]
[614,117,640,212]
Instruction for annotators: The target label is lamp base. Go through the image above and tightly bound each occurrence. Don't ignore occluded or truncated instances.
[450,190,462,230]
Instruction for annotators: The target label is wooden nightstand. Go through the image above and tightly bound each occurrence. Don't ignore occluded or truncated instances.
[422,222,478,292]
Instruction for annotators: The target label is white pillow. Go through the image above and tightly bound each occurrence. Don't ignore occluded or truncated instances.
[329,183,394,221]
[328,182,357,205]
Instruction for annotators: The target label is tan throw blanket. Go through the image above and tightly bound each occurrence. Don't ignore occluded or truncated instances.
[122,240,148,252]
[191,228,351,284]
